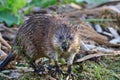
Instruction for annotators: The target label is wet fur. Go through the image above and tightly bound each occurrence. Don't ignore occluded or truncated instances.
[14,14,81,66]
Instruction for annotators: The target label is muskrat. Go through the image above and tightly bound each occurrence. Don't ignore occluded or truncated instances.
[0,14,81,77]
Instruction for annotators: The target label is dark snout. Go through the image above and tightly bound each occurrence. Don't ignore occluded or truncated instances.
[61,42,69,52]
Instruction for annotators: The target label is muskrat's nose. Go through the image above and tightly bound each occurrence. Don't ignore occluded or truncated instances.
[61,42,69,52]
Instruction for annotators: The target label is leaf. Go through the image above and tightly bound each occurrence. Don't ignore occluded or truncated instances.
[7,0,27,15]
[60,0,77,4]
[0,0,10,11]
[0,0,8,7]
[76,0,108,4]
[40,0,57,8]
[84,19,116,22]
[30,0,57,8]
[0,11,18,26]
[76,0,108,8]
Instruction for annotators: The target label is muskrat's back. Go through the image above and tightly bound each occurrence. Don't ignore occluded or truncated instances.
[0,14,81,76]
[15,14,63,61]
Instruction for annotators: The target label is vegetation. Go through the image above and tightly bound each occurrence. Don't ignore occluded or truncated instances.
[0,0,108,26]
[0,0,120,80]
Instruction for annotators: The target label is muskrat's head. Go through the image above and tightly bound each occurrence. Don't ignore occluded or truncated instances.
[52,25,80,54]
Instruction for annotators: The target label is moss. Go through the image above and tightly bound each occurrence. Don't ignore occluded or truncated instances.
[1,56,120,80]
[73,56,120,80]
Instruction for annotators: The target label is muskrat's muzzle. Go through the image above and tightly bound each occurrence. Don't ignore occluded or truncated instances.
[61,41,70,52]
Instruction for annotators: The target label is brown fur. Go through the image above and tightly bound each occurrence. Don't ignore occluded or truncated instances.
[14,14,81,66]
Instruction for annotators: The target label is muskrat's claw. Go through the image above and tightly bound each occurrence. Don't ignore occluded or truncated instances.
[46,65,64,75]
[36,65,47,75]
[66,72,77,80]
[55,66,64,75]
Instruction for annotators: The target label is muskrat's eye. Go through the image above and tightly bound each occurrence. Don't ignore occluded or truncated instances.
[69,37,73,40]
[59,36,63,40]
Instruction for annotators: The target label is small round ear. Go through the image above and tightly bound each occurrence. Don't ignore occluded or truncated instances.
[73,24,81,38]
[74,24,81,31]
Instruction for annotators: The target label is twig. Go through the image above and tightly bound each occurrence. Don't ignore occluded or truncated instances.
[0,34,11,49]
[0,72,9,78]
[60,51,120,66]
[0,50,7,61]
[96,1,120,8]
[75,51,120,63]
[62,6,108,16]
[0,24,15,33]
[79,23,120,47]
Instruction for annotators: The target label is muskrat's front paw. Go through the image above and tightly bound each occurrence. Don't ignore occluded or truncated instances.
[55,67,64,75]
[66,72,77,80]
[35,65,47,75]
[46,65,63,74]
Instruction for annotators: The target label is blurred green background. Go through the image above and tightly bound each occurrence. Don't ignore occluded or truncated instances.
[0,0,107,26]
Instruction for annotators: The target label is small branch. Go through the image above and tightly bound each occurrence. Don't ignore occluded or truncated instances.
[79,23,120,47]
[60,51,120,66]
[75,51,120,63]
[0,34,11,49]
[62,6,118,17]
[0,72,9,78]
[0,51,7,61]
[0,24,15,33]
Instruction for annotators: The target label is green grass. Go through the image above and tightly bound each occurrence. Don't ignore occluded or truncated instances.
[75,56,120,80]
[1,56,120,80]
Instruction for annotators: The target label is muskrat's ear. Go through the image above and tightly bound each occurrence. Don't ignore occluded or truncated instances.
[74,24,81,31]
